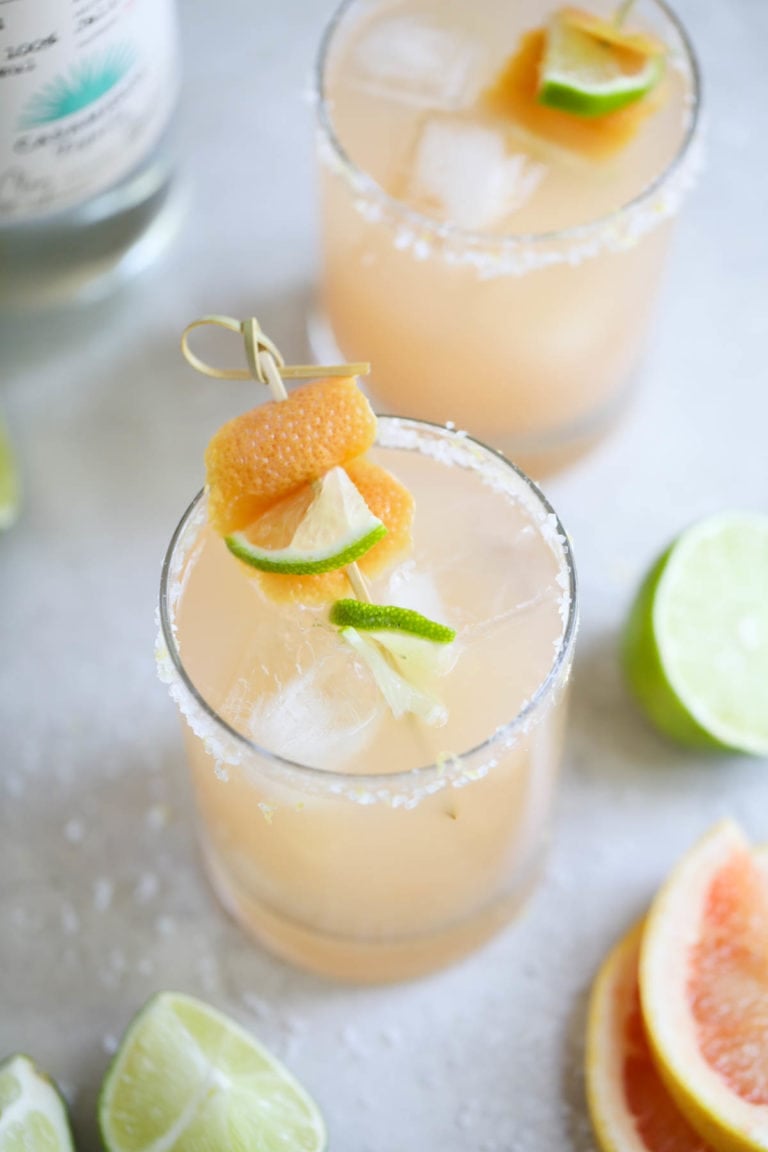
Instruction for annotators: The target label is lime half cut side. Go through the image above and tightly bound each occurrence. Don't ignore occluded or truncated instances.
[0,415,19,531]
[623,513,768,755]
[99,992,327,1152]
[539,8,665,117]
[0,1055,74,1152]
[226,465,386,574]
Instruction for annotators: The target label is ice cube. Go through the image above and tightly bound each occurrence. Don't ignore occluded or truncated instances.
[385,563,449,622]
[350,16,477,109]
[244,639,382,770]
[407,116,546,230]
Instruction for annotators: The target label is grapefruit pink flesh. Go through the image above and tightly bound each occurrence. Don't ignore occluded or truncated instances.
[587,922,713,1152]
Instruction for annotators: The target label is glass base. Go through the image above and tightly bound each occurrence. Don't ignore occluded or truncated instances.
[0,151,183,313]
[201,836,543,984]
[307,300,632,478]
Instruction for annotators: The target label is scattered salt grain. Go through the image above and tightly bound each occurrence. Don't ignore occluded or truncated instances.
[93,878,114,913]
[61,904,80,935]
[64,819,84,845]
[242,993,271,1020]
[5,774,24,798]
[146,803,170,832]
[134,872,159,904]
[456,1104,475,1131]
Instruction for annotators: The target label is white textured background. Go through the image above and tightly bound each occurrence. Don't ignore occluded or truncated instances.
[1,1,768,1149]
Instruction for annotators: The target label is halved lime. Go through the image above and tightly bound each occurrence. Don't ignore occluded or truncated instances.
[99,992,326,1152]
[0,1055,74,1152]
[330,600,456,643]
[539,8,665,117]
[623,513,768,755]
[226,465,386,574]
[0,415,20,531]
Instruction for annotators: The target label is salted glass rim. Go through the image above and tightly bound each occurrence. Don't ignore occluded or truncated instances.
[158,417,578,787]
[313,0,702,249]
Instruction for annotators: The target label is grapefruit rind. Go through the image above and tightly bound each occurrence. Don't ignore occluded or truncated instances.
[205,377,377,536]
[587,922,652,1152]
[639,821,768,1152]
[587,921,714,1152]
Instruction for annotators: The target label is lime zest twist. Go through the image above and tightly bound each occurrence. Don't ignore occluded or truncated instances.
[330,599,456,643]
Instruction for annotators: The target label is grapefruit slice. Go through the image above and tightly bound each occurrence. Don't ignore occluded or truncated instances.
[587,920,715,1152]
[205,377,377,536]
[640,822,768,1152]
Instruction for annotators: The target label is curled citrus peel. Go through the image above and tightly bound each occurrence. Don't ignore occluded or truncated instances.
[538,8,666,118]
[483,4,666,159]
[181,315,455,725]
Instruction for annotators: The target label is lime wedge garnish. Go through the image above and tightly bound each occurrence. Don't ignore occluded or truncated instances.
[0,1055,74,1152]
[623,513,768,755]
[340,626,448,725]
[329,599,456,643]
[538,7,665,117]
[99,992,326,1152]
[0,415,20,531]
[225,466,386,574]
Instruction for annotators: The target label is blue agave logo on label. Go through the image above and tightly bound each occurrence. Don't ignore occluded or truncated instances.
[19,44,137,128]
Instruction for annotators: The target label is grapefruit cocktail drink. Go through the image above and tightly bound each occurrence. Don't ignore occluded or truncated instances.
[158,320,577,982]
[313,0,701,470]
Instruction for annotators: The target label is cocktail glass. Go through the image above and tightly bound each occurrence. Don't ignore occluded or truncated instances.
[312,0,702,473]
[157,418,577,982]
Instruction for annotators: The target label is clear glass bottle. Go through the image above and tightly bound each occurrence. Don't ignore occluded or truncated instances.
[0,0,180,310]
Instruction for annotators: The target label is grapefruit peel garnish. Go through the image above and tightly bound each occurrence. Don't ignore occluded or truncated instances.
[538,5,667,118]
[181,315,455,725]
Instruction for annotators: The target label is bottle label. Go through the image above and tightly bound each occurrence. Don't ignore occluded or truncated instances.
[0,0,178,222]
